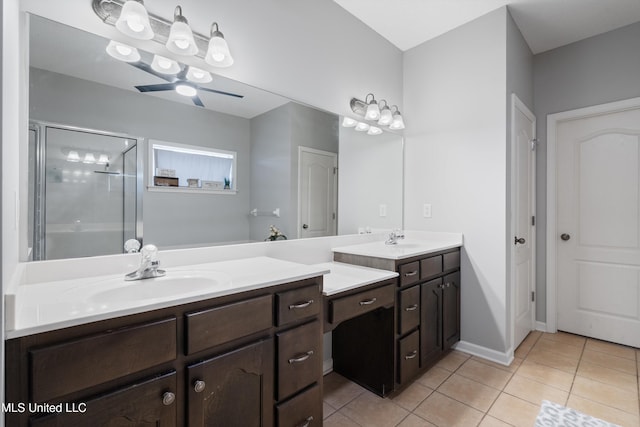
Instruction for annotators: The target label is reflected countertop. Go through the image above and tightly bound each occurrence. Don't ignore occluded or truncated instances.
[331,232,463,260]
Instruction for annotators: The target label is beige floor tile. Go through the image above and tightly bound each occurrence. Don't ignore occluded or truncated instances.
[577,360,639,392]
[478,415,514,427]
[323,411,362,427]
[415,366,451,389]
[571,376,639,415]
[438,373,501,412]
[341,391,409,427]
[532,338,584,360]
[521,330,543,347]
[396,414,437,427]
[567,395,640,427]
[390,382,433,411]
[585,339,637,360]
[435,350,471,372]
[514,344,532,359]
[540,331,586,348]
[456,359,513,390]
[471,355,523,373]
[323,373,367,409]
[526,346,580,373]
[516,360,575,391]
[487,393,540,427]
[324,401,337,420]
[413,392,484,427]
[503,374,569,406]
[582,348,637,375]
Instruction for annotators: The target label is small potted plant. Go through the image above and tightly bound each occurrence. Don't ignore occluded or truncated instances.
[223,177,231,189]
[265,225,287,241]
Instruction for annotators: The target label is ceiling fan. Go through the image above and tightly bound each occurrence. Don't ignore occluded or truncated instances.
[128,61,244,107]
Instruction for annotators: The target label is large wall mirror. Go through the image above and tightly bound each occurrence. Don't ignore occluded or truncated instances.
[25,14,404,261]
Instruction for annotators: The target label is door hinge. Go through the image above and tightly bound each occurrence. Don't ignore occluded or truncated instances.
[332,212,336,220]
[530,138,538,151]
[531,291,535,302]
[532,215,535,226]
[333,167,338,175]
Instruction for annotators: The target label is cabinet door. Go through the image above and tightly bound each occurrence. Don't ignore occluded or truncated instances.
[420,278,443,367]
[187,339,274,427]
[442,271,461,350]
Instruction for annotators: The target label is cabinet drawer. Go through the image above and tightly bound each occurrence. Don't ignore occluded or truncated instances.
[30,317,177,402]
[443,250,461,271]
[276,383,322,427]
[329,284,394,325]
[276,284,321,326]
[31,371,177,427]
[399,261,420,287]
[420,255,443,280]
[397,330,420,385]
[277,321,322,400]
[398,285,420,335]
[186,294,272,355]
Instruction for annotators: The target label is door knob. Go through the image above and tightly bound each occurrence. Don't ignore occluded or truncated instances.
[302,224,309,229]
[514,236,526,245]
[561,233,571,241]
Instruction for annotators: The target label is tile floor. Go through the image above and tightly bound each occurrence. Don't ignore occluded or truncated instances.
[322,331,640,426]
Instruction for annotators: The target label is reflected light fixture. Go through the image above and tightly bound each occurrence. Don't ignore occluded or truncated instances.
[105,40,141,62]
[67,150,80,163]
[175,84,197,97]
[389,106,406,130]
[83,153,97,164]
[377,100,393,126]
[186,66,213,83]
[97,154,110,165]
[166,6,198,56]
[115,0,154,40]
[205,22,234,68]
[364,93,380,121]
[341,117,357,127]
[354,122,370,132]
[151,54,180,74]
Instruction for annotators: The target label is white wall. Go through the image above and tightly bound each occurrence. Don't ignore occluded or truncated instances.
[533,21,640,322]
[403,8,509,353]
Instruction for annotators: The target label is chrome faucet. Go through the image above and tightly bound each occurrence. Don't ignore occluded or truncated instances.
[385,229,405,245]
[125,244,166,281]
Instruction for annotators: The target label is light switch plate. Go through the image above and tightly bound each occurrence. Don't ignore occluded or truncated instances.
[379,204,387,217]
[423,203,432,218]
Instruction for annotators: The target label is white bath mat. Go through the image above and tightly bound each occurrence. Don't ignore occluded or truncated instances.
[535,400,621,427]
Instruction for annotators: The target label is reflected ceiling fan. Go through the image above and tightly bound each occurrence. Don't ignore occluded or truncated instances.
[128,61,244,107]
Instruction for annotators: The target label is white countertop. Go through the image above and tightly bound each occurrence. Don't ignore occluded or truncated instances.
[6,257,329,339]
[332,233,463,260]
[314,262,398,297]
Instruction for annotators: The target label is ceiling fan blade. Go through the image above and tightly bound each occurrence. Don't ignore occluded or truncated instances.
[128,61,176,83]
[135,83,177,92]
[198,86,244,99]
[191,95,205,107]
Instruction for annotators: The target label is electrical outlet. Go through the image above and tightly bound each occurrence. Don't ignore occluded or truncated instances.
[379,204,387,217]
[423,203,432,218]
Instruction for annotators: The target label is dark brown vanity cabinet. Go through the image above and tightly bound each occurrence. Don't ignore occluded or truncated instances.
[5,276,324,427]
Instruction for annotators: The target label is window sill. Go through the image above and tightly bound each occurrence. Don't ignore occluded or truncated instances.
[147,186,237,195]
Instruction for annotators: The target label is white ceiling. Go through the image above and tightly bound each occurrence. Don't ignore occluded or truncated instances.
[333,0,640,54]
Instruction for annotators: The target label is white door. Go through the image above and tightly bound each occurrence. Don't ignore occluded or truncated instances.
[512,95,536,348]
[298,147,337,238]
[556,105,640,348]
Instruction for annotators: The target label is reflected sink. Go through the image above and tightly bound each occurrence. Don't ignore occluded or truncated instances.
[88,272,232,304]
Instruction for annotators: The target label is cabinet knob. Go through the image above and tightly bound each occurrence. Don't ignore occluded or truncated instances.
[162,391,175,406]
[561,233,571,241]
[296,416,314,427]
[514,236,526,245]
[194,380,206,393]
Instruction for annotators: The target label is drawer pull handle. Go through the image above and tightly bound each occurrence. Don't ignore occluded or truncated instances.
[289,350,314,364]
[359,297,377,306]
[194,380,206,393]
[162,391,176,406]
[289,300,314,310]
[404,350,418,360]
[296,416,314,427]
[445,282,451,288]
[404,304,418,312]
[404,271,418,277]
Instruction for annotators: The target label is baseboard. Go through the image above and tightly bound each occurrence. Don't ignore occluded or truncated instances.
[535,321,547,332]
[323,358,333,375]
[453,340,514,366]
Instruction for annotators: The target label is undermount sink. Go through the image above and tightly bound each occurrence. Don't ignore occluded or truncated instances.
[88,272,232,304]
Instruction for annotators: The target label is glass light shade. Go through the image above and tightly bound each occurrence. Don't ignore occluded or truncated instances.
[151,55,180,75]
[186,66,213,83]
[97,154,109,165]
[378,107,393,126]
[67,150,80,163]
[115,0,154,40]
[166,21,198,56]
[354,122,370,132]
[365,101,380,120]
[389,112,406,130]
[175,84,197,97]
[205,35,234,68]
[105,40,141,62]
[342,117,357,127]
[83,153,96,164]
[367,126,383,135]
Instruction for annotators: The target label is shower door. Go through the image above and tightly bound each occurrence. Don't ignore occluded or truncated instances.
[32,123,141,260]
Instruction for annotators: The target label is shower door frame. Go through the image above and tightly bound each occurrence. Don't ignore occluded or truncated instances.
[29,120,144,261]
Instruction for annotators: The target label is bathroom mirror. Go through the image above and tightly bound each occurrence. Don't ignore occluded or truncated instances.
[25,14,404,261]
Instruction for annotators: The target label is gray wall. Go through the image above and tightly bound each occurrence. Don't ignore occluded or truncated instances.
[533,21,640,322]
[29,67,252,249]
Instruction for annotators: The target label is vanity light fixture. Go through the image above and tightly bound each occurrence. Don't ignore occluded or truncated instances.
[67,150,81,163]
[150,54,180,74]
[354,122,370,132]
[83,153,97,164]
[105,40,141,62]
[97,154,110,165]
[115,0,154,40]
[364,93,381,121]
[166,6,198,56]
[377,100,393,126]
[389,106,406,130]
[205,23,234,68]
[349,94,405,131]
[186,66,213,83]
